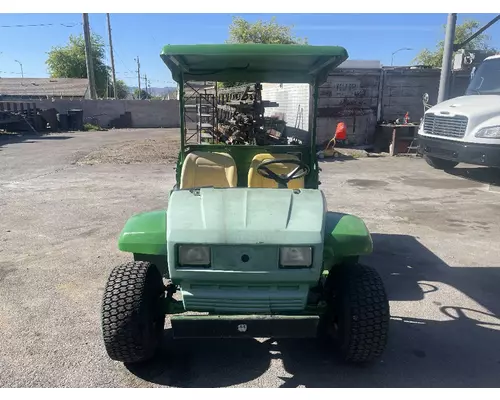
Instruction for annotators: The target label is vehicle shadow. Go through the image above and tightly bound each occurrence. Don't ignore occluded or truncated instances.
[126,234,500,388]
[125,331,274,387]
[0,133,73,149]
[445,166,500,187]
[318,154,357,163]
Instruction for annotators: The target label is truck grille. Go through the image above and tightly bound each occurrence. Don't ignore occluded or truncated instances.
[181,284,309,312]
[423,113,468,138]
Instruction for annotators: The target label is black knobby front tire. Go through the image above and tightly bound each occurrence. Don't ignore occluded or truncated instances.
[424,155,459,170]
[101,261,166,363]
[323,263,390,364]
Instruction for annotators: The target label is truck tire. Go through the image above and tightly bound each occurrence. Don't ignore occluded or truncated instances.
[323,263,390,364]
[101,261,165,363]
[424,155,458,170]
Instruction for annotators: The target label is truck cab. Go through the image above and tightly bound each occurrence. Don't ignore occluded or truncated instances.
[418,55,500,169]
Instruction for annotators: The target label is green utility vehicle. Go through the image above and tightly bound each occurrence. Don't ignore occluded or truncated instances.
[101,44,390,365]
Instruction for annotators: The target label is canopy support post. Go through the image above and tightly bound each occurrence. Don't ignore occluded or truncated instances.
[311,76,320,188]
[179,74,185,162]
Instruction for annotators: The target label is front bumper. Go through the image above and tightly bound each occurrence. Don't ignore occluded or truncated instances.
[418,135,500,167]
[170,314,320,339]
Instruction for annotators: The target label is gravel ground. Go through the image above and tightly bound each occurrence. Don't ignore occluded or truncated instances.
[76,136,181,165]
[1,128,500,388]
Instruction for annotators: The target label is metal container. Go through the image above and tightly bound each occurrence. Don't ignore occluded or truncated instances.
[67,108,84,131]
[57,113,69,131]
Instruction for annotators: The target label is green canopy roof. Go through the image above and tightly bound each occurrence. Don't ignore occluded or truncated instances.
[160,44,348,84]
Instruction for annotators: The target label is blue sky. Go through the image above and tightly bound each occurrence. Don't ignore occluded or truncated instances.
[1,13,499,88]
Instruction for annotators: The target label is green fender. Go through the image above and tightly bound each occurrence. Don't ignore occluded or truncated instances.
[323,212,373,268]
[118,210,167,255]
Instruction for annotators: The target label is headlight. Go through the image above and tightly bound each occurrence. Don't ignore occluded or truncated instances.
[475,126,500,138]
[280,246,312,267]
[178,245,211,267]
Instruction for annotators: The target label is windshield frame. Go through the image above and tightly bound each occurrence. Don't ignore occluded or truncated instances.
[466,57,500,96]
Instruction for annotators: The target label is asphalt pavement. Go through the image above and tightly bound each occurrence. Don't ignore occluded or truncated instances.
[1,129,499,387]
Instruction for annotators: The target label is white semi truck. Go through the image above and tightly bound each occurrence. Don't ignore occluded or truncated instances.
[418,54,500,170]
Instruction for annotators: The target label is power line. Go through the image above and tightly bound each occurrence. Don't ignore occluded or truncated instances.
[0,22,81,28]
[148,78,176,84]
[114,50,135,74]
[0,71,175,86]
[117,75,176,85]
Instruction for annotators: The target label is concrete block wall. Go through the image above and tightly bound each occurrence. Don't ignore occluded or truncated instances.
[317,69,381,145]
[31,99,180,129]
[26,71,472,140]
[262,70,381,146]
[381,68,440,123]
[450,72,472,99]
[377,68,471,123]
[263,68,473,146]
[262,83,310,142]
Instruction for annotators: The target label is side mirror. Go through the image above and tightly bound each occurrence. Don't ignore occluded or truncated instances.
[422,93,429,103]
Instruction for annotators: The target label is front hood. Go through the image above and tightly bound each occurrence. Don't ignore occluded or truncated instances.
[167,187,326,245]
[427,95,500,119]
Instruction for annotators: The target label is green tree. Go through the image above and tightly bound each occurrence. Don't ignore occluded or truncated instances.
[46,33,110,98]
[219,16,308,87]
[413,19,497,67]
[109,79,129,99]
[227,16,307,45]
[133,89,151,100]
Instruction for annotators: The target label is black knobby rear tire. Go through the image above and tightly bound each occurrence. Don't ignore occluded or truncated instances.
[323,263,390,364]
[101,261,165,363]
[424,155,458,170]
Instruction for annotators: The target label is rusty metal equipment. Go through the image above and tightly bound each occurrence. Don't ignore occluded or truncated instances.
[180,81,299,146]
[0,101,42,133]
[216,83,285,145]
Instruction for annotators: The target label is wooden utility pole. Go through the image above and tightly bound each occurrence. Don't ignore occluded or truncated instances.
[135,56,141,99]
[82,13,97,99]
[143,74,148,96]
[106,13,117,99]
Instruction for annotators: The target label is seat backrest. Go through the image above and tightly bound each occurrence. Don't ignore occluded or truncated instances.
[180,151,237,189]
[247,153,305,189]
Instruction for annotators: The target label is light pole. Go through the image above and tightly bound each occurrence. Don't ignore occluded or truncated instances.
[14,59,24,78]
[437,13,457,103]
[391,48,413,66]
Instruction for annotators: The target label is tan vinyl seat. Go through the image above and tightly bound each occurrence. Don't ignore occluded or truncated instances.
[247,153,305,189]
[180,151,237,189]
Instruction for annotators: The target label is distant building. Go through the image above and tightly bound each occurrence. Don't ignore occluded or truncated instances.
[0,78,90,100]
[339,59,382,69]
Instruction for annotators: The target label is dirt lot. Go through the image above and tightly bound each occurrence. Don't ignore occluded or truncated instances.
[1,128,500,388]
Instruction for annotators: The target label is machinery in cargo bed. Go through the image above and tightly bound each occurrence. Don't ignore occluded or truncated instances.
[101,43,390,366]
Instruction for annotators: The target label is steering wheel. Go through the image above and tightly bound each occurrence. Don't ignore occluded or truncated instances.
[256,158,310,188]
